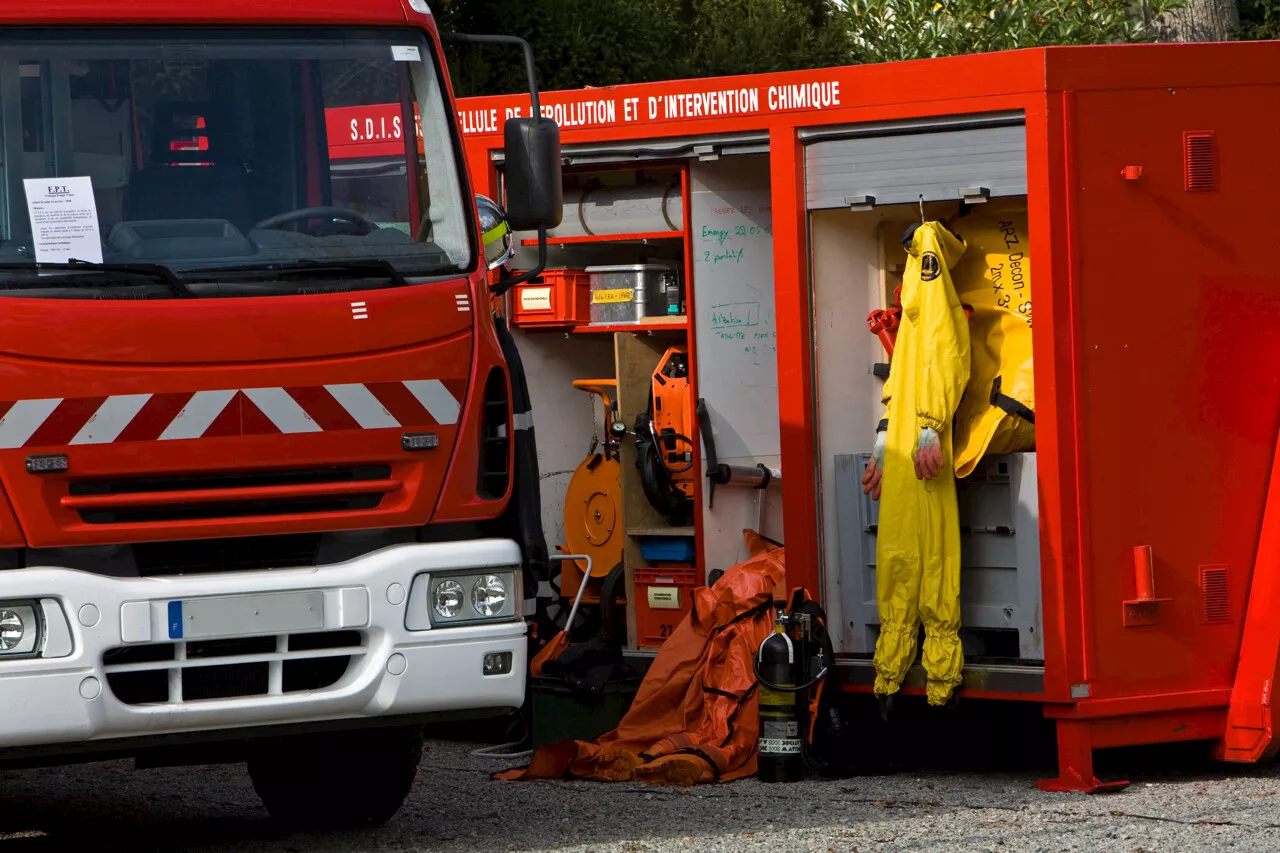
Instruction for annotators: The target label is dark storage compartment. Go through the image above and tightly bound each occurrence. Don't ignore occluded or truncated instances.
[530,675,642,749]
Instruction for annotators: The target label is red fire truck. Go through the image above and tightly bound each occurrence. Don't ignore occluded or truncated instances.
[0,0,562,829]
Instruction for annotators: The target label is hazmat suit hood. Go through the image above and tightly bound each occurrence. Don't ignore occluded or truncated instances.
[901,220,967,269]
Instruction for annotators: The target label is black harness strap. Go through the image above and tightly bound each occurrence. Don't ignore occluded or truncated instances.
[989,375,1035,424]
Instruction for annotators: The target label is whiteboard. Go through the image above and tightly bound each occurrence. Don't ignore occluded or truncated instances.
[690,155,779,461]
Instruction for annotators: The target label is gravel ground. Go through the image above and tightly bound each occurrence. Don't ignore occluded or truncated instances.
[2,736,1280,852]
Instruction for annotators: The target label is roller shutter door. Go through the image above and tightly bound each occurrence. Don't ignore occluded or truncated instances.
[803,112,1027,211]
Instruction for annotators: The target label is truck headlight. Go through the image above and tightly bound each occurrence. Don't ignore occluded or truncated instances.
[472,575,507,617]
[0,603,40,656]
[406,569,520,630]
[432,580,466,620]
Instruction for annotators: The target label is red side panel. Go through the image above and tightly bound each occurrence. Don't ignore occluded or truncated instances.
[1068,84,1280,707]
[1223,431,1280,762]
[770,127,818,593]
[0,486,25,549]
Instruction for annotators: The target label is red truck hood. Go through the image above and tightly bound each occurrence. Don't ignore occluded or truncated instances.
[0,280,477,548]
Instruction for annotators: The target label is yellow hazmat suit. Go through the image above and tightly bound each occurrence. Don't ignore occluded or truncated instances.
[874,221,970,706]
[948,204,1035,478]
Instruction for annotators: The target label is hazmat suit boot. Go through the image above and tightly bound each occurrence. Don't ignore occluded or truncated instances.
[949,203,1036,478]
[872,221,970,708]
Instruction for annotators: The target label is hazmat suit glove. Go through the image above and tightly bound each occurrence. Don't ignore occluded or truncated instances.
[914,427,943,481]
[861,429,887,501]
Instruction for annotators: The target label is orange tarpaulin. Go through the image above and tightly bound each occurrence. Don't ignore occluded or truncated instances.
[495,530,785,787]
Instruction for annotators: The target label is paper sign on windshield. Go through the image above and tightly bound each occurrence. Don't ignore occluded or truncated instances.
[23,176,103,264]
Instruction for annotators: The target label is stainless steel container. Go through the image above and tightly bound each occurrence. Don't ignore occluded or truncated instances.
[586,264,676,324]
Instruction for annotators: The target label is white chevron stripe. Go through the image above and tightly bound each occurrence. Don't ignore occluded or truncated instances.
[0,379,462,446]
[403,380,460,425]
[324,384,401,429]
[0,399,62,449]
[70,394,152,445]
[159,389,237,441]
[242,388,322,434]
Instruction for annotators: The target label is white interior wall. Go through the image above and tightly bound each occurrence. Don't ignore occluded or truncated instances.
[514,328,617,550]
[690,154,784,577]
[811,209,886,649]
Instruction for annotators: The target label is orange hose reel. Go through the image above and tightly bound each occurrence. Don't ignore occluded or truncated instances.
[560,380,625,602]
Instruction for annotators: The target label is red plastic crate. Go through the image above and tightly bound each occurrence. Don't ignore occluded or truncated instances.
[635,566,698,648]
[511,269,591,329]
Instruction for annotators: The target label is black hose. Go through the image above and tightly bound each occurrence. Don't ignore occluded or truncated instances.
[656,432,696,474]
[752,654,828,693]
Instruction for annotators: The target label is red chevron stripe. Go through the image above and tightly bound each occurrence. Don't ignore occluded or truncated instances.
[366,382,433,426]
[26,397,107,447]
[116,393,196,443]
[288,386,360,432]
[444,378,467,406]
[240,393,283,436]
[203,392,244,439]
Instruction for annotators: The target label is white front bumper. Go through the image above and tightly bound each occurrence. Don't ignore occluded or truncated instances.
[0,539,527,750]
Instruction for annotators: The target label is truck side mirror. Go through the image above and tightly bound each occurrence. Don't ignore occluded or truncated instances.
[502,116,563,231]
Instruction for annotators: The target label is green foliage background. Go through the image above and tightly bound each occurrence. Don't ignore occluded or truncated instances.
[438,0,1267,98]
[1239,0,1280,37]
[437,0,849,97]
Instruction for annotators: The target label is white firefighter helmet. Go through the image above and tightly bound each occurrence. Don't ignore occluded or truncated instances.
[476,194,514,271]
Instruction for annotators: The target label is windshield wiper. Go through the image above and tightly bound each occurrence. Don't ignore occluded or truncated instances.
[0,260,192,298]
[196,258,409,287]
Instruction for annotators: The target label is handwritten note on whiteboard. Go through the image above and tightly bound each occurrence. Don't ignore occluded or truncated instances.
[690,156,779,461]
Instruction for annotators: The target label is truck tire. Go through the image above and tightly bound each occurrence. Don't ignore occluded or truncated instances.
[248,725,424,830]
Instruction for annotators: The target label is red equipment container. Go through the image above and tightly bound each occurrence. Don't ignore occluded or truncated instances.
[512,269,592,329]
[635,565,697,647]
[462,41,1280,793]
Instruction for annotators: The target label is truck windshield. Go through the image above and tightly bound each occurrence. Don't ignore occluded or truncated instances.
[0,28,473,289]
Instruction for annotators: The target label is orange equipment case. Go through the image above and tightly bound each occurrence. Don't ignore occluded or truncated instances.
[512,269,592,328]
[461,42,1280,794]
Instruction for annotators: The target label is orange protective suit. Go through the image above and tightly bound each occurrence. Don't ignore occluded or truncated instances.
[494,531,784,786]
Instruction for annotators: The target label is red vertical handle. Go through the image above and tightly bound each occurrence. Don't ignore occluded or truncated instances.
[1133,545,1155,601]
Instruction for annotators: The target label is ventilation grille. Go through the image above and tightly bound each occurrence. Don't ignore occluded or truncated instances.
[66,465,395,525]
[1184,132,1216,192]
[1200,565,1229,623]
[477,367,511,501]
[103,630,364,706]
[68,465,392,496]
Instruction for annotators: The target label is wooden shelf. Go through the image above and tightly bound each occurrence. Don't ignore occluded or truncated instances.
[514,320,688,336]
[571,319,688,336]
[520,231,684,247]
[627,526,696,537]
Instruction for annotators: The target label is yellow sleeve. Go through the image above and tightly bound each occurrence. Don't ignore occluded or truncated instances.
[901,227,971,433]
